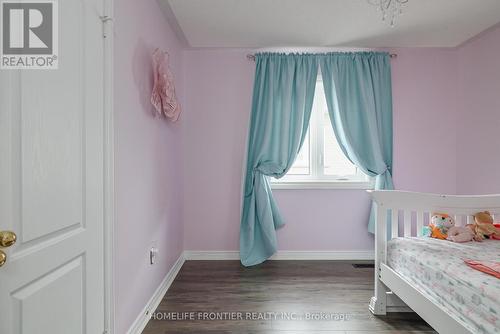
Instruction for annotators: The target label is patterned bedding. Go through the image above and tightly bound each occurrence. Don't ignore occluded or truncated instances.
[387,237,500,334]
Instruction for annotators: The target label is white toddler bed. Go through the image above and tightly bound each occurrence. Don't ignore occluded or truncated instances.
[368,190,500,334]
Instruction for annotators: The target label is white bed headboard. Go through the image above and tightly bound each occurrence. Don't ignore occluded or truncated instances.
[369,190,500,238]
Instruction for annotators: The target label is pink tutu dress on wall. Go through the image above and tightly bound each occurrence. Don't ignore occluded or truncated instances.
[151,48,181,121]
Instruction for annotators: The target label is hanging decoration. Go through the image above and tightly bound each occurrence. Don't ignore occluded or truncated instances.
[151,48,181,121]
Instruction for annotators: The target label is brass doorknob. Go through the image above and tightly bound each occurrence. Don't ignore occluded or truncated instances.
[0,250,6,267]
[0,231,17,248]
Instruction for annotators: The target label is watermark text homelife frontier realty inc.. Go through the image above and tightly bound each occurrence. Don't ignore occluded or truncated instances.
[151,311,351,321]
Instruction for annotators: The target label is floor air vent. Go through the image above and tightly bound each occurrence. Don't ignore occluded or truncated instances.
[352,263,375,268]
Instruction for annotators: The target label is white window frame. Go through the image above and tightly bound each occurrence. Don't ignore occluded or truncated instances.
[271,79,374,190]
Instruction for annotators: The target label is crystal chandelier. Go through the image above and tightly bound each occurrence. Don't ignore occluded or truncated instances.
[368,0,409,27]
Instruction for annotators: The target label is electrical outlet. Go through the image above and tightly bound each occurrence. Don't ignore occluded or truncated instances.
[150,247,158,265]
[149,240,158,265]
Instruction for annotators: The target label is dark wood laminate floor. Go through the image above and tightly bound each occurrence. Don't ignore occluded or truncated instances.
[143,261,436,334]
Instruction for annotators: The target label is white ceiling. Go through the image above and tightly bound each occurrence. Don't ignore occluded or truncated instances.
[161,0,500,48]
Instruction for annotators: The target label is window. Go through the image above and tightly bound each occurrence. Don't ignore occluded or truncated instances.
[271,80,373,189]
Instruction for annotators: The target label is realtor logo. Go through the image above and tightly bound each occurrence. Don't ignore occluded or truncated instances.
[1,0,58,69]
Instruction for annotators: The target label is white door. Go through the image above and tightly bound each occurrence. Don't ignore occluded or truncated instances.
[0,0,106,333]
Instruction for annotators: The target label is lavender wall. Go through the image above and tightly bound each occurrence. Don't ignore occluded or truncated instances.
[113,1,184,333]
[182,50,252,251]
[181,48,460,252]
[391,48,458,195]
[456,24,500,194]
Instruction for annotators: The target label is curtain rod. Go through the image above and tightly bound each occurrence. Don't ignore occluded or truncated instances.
[246,53,397,61]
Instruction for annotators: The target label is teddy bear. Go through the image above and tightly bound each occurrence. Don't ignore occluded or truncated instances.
[472,211,500,241]
[428,213,455,240]
[446,225,475,243]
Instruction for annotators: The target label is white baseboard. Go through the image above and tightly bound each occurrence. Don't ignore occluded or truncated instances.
[183,250,240,260]
[183,250,374,261]
[126,253,185,334]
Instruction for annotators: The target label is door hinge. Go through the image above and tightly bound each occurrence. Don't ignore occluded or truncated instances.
[99,15,113,38]
[100,15,113,23]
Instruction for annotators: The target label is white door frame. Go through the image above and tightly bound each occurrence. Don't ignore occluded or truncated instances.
[103,0,115,332]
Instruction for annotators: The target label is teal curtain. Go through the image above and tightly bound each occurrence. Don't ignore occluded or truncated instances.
[319,52,394,234]
[240,53,318,266]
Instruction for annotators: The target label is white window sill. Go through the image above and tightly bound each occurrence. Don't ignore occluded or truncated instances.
[270,181,374,190]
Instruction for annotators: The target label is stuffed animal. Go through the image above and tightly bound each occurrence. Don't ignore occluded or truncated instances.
[472,211,500,241]
[428,213,455,240]
[447,225,475,243]
[494,224,500,240]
